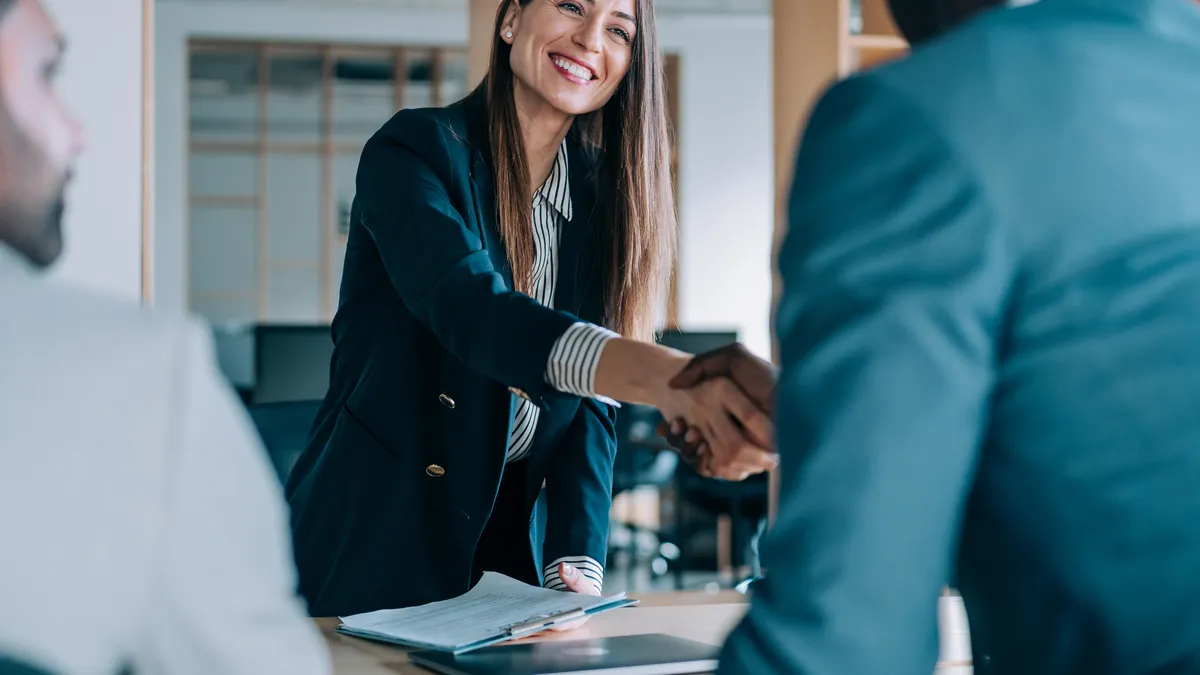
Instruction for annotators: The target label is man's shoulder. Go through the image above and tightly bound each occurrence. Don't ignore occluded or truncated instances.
[859,1,1154,118]
[840,9,1022,116]
[0,277,219,502]
[1,275,208,370]
[803,3,1120,178]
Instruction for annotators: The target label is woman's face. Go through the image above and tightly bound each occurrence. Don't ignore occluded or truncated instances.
[504,0,638,117]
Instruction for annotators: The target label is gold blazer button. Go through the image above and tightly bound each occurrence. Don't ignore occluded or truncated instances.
[426,464,446,478]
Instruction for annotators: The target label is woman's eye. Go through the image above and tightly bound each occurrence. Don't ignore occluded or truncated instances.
[610,27,632,42]
[558,1,584,14]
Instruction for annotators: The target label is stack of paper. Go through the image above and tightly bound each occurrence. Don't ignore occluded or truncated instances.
[337,572,637,654]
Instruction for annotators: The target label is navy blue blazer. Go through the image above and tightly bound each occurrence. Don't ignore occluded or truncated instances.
[285,90,618,618]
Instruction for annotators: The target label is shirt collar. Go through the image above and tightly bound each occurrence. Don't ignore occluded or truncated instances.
[534,139,573,222]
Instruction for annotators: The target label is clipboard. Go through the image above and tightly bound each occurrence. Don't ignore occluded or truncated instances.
[506,608,589,637]
[335,572,638,655]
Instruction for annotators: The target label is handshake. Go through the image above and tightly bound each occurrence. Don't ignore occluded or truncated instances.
[653,343,779,482]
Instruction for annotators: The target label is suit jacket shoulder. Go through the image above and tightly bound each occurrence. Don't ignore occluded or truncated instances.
[365,93,599,198]
[1,271,195,373]
[0,260,328,674]
[365,99,477,188]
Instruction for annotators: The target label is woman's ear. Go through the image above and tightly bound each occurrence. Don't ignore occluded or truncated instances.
[500,2,521,44]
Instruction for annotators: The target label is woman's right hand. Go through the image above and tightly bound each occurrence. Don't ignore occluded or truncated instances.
[591,337,777,481]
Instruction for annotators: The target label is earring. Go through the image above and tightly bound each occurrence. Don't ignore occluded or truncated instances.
[505,31,513,39]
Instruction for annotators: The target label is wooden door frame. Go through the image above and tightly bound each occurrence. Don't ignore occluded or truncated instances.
[141,0,155,304]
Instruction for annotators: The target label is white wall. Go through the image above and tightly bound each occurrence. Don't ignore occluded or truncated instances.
[658,16,773,358]
[46,0,146,302]
[156,2,773,357]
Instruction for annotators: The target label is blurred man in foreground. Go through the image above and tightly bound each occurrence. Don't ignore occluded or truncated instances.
[714,0,1200,673]
[0,1,329,672]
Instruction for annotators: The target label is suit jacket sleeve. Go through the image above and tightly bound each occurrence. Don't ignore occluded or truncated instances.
[541,397,618,593]
[137,319,330,675]
[355,111,581,402]
[718,74,1014,675]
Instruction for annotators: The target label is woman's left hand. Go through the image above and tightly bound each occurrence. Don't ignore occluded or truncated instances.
[548,562,600,632]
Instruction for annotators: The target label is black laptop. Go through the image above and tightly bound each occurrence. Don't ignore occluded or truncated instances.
[408,634,720,675]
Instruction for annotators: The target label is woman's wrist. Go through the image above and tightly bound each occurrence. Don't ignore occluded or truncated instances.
[592,338,691,407]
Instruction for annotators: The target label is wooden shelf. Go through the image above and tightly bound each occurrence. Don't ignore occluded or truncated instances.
[848,33,908,50]
[850,33,910,70]
[858,0,903,40]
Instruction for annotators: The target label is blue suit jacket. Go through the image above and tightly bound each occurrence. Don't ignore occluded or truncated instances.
[721,0,1200,673]
[285,90,617,617]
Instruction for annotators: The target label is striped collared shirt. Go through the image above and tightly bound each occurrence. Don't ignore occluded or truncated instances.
[508,139,615,595]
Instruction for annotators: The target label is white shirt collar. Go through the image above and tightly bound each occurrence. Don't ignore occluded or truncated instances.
[534,140,573,222]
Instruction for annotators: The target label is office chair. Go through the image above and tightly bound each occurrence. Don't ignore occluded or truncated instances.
[652,329,765,589]
[251,325,334,404]
[609,403,681,588]
[246,399,322,485]
[671,466,769,590]
[0,654,55,675]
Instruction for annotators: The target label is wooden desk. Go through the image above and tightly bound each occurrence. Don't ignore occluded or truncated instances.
[320,593,749,674]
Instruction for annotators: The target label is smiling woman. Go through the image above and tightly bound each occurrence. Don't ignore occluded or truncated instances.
[487,0,673,342]
[286,0,776,622]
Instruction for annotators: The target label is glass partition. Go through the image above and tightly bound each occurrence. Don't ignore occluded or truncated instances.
[187,42,469,324]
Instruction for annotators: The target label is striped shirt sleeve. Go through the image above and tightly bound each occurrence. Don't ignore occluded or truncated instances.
[546,322,620,406]
[543,555,605,596]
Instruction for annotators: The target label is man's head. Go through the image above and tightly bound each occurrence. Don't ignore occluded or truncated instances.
[0,0,83,267]
[887,0,1008,45]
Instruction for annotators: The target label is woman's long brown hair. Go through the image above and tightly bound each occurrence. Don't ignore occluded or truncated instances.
[477,0,675,342]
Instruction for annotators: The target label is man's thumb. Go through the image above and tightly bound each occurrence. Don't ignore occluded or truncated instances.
[668,356,715,389]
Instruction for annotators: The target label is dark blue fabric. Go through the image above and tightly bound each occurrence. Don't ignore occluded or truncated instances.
[246,400,322,484]
[0,655,54,675]
[719,0,1200,673]
[285,90,617,617]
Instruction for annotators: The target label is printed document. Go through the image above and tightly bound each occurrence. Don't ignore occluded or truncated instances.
[337,572,635,654]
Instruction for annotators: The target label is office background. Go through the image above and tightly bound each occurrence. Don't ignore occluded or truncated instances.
[56,0,775,362]
[47,0,910,593]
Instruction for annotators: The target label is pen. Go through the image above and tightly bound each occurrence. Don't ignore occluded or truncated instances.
[506,608,587,636]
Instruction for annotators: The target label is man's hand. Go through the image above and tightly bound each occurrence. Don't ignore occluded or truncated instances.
[656,343,780,478]
[669,343,778,413]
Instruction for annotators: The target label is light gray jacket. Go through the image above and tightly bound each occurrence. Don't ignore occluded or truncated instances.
[0,246,329,675]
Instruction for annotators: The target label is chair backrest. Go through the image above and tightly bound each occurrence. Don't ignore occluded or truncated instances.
[246,400,323,485]
[0,654,55,675]
[612,404,678,496]
[609,329,740,496]
[252,325,333,404]
[655,329,738,356]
